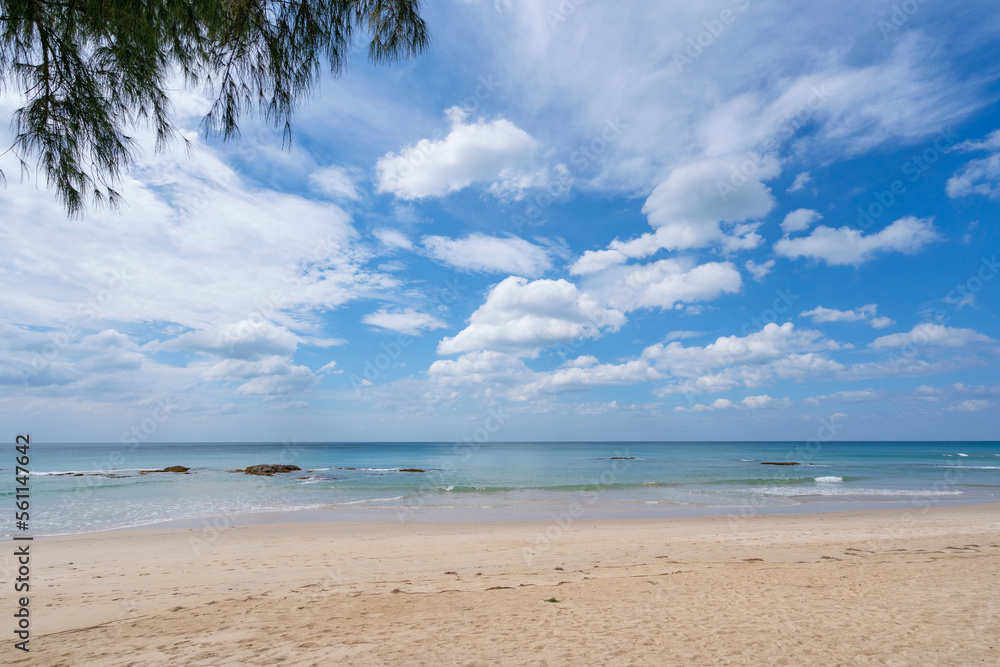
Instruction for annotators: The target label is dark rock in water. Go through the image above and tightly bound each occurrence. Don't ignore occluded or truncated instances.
[242,464,302,476]
[140,465,190,474]
[610,457,635,460]
[398,468,425,473]
[760,461,800,465]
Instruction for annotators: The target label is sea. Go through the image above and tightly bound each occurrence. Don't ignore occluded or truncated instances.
[4,441,1000,537]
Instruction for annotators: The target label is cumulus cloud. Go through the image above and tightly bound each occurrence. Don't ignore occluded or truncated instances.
[645,322,844,395]
[584,259,742,313]
[800,304,893,329]
[437,276,624,356]
[869,323,994,350]
[375,107,537,199]
[676,394,792,411]
[428,350,529,381]
[422,234,552,277]
[362,308,447,336]
[774,217,938,265]
[202,356,317,396]
[641,154,780,251]
[781,208,822,234]
[522,359,662,395]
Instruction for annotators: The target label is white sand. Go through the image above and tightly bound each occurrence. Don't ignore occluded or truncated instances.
[5,503,999,665]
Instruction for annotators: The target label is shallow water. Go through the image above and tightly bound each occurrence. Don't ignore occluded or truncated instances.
[4,441,999,536]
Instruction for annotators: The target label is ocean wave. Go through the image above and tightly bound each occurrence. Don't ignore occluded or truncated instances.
[30,469,145,476]
[298,476,338,484]
[747,487,962,497]
[706,476,859,486]
[334,496,408,506]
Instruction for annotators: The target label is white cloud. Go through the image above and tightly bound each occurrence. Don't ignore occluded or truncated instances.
[946,153,1000,199]
[745,259,775,282]
[154,319,299,360]
[800,304,893,329]
[373,228,414,250]
[375,107,537,199]
[641,154,781,251]
[317,361,341,375]
[945,399,991,412]
[781,208,822,234]
[774,217,938,265]
[805,389,877,405]
[438,276,624,356]
[584,259,742,313]
[869,323,994,350]
[677,394,792,411]
[523,359,661,395]
[427,350,529,382]
[422,233,552,277]
[645,322,844,395]
[915,383,1000,402]
[695,35,976,158]
[740,394,793,409]
[787,172,812,193]
[471,6,988,192]
[202,356,317,396]
[309,165,362,201]
[951,129,1000,153]
[362,308,447,336]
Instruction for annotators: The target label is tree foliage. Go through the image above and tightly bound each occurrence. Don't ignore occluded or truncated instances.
[0,0,428,215]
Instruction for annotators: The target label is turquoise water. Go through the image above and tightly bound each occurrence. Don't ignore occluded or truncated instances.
[4,441,999,536]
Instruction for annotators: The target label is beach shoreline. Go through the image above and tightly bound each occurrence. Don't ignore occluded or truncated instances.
[7,503,998,665]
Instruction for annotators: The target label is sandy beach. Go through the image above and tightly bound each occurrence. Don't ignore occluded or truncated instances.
[5,503,999,666]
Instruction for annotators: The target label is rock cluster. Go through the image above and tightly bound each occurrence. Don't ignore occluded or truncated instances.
[140,466,190,474]
[231,464,302,476]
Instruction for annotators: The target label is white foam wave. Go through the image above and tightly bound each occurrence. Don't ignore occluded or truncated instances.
[957,453,969,457]
[335,496,407,506]
[31,469,144,476]
[814,476,843,483]
[298,477,335,485]
[755,487,962,497]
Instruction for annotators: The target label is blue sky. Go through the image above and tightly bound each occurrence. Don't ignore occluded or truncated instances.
[2,0,999,443]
